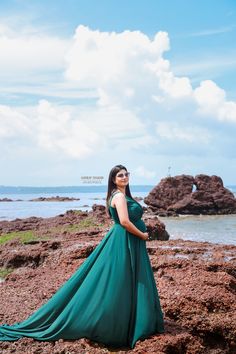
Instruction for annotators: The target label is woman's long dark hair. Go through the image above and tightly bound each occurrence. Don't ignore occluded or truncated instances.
[106,164,134,217]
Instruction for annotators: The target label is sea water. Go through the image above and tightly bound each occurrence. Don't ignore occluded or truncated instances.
[0,185,235,246]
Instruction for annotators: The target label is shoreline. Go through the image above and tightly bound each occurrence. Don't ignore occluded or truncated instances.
[0,203,236,240]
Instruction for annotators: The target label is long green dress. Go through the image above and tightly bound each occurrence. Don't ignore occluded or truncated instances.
[0,192,165,349]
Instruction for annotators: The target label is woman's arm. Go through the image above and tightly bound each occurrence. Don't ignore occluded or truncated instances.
[112,193,148,240]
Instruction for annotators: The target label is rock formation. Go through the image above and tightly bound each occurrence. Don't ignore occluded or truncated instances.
[143,215,170,240]
[144,174,236,216]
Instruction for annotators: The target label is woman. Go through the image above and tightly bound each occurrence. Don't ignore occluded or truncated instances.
[0,164,165,349]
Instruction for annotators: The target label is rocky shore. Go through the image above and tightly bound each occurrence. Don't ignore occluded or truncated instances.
[29,196,80,202]
[0,196,81,202]
[0,207,235,354]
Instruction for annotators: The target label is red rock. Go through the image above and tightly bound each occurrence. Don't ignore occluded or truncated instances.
[143,215,170,240]
[89,204,111,224]
[144,174,236,215]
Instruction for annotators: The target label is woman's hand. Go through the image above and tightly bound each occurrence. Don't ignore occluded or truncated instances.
[142,232,149,241]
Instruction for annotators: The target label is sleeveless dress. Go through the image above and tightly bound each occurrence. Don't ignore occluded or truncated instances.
[0,191,165,349]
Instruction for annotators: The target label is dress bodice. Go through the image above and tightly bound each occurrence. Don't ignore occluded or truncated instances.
[109,192,146,232]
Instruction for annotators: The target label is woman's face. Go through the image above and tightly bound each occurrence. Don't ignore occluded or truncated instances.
[113,169,130,188]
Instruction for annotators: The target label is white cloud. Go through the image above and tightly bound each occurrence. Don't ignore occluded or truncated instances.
[155,121,211,143]
[64,25,236,127]
[146,58,192,98]
[0,24,69,74]
[0,100,154,158]
[194,80,236,123]
[65,25,186,104]
[0,24,98,102]
[36,100,102,159]
[35,101,155,156]
[159,72,192,98]
[65,25,170,86]
[194,80,225,107]
[0,104,31,138]
[134,166,156,179]
[220,101,236,122]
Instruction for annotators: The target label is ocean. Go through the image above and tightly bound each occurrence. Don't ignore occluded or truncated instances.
[0,185,235,246]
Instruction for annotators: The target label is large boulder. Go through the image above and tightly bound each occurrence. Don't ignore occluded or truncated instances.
[144,174,236,216]
[143,216,170,240]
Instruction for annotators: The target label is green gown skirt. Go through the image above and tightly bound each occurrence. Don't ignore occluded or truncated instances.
[0,195,165,349]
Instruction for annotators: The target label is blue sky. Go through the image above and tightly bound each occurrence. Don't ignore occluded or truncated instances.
[0,0,236,186]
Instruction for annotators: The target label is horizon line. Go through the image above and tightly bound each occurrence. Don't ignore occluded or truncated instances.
[0,184,156,188]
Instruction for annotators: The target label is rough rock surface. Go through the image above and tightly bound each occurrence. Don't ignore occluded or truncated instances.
[143,215,170,240]
[0,208,108,235]
[0,210,235,353]
[144,174,236,216]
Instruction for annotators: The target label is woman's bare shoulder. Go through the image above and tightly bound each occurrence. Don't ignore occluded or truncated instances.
[111,191,126,207]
